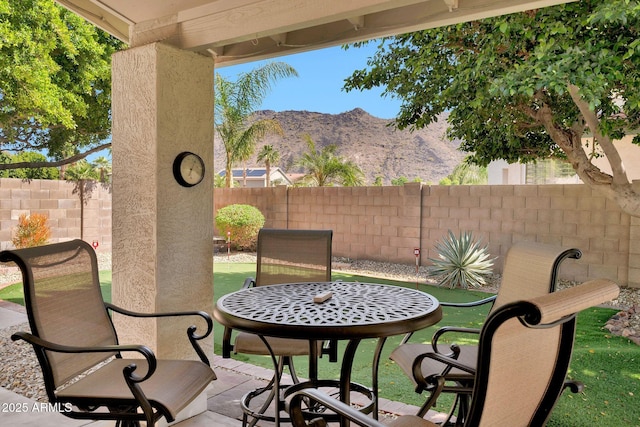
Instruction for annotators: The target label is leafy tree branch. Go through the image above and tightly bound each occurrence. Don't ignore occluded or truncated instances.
[0,0,123,170]
[345,0,640,216]
[0,142,111,170]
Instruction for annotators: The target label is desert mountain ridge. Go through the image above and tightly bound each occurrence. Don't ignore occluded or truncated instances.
[214,108,466,185]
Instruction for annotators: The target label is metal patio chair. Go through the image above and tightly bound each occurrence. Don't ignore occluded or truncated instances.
[0,239,216,427]
[221,228,335,425]
[389,241,581,423]
[288,278,620,427]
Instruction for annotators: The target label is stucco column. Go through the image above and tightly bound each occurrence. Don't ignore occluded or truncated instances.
[629,180,640,288]
[630,216,640,288]
[111,43,214,360]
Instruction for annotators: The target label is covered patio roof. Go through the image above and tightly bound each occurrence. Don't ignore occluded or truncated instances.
[57,0,573,67]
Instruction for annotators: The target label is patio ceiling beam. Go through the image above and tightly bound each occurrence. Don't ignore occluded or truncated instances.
[204,0,576,66]
[56,0,131,41]
[58,0,576,66]
[128,0,426,52]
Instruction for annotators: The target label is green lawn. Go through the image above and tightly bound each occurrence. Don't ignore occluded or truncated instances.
[0,271,112,304]
[1,263,638,425]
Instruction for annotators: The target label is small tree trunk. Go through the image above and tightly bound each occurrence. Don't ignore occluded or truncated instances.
[265,161,271,187]
[79,180,85,240]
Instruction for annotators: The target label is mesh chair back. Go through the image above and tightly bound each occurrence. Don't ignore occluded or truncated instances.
[475,314,565,426]
[4,240,118,387]
[255,229,332,286]
[470,279,618,426]
[491,242,580,313]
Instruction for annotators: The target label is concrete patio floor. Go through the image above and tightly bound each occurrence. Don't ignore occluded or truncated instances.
[0,302,445,426]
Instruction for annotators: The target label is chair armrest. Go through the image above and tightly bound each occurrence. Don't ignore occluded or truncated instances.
[431,326,481,353]
[241,277,256,289]
[104,303,213,366]
[11,331,157,382]
[411,351,476,393]
[414,351,476,376]
[440,294,496,308]
[105,303,212,329]
[288,388,387,427]
[398,296,495,345]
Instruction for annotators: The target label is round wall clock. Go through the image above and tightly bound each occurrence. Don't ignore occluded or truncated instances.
[173,151,205,187]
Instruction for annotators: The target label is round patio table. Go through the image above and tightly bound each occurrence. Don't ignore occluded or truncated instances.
[214,281,442,427]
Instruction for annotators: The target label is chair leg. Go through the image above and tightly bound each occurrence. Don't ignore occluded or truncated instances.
[417,376,445,417]
[242,356,290,427]
[285,355,301,384]
[115,420,141,427]
[110,406,142,427]
[243,385,280,427]
[438,394,461,426]
[454,394,470,427]
[323,339,338,363]
[422,389,471,426]
[242,352,329,426]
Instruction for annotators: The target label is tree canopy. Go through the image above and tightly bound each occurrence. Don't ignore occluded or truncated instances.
[344,0,640,217]
[0,0,124,170]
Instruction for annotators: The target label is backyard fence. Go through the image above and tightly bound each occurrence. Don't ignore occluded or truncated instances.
[215,183,639,288]
[0,178,112,254]
[1,177,637,287]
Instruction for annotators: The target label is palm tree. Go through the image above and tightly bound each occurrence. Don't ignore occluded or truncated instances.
[296,134,364,187]
[215,62,297,187]
[92,156,111,183]
[257,145,280,187]
[65,160,99,240]
[440,159,488,185]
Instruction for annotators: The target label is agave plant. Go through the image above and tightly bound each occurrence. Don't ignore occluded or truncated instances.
[428,230,494,289]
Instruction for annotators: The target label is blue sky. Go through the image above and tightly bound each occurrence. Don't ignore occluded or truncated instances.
[215,43,402,119]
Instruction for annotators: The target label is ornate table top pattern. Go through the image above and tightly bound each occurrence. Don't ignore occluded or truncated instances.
[215,281,441,340]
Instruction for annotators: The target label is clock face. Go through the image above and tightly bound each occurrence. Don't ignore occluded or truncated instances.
[173,152,205,187]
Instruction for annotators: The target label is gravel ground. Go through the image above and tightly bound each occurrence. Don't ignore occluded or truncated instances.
[1,251,638,403]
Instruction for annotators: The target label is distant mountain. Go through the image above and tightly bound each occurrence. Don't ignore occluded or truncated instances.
[214,108,466,185]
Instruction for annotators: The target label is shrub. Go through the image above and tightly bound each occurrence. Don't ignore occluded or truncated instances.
[12,213,52,249]
[215,204,264,251]
[427,230,494,289]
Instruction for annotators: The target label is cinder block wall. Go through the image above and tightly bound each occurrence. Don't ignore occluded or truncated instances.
[0,178,112,251]
[418,184,630,286]
[287,184,423,261]
[214,183,635,287]
[1,178,635,287]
